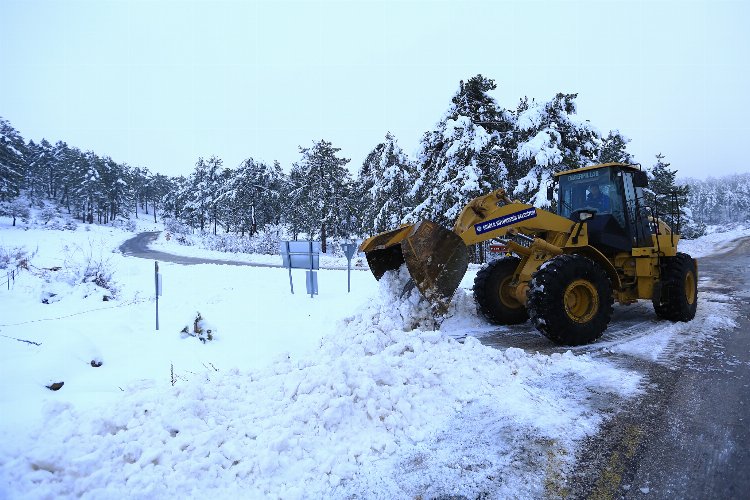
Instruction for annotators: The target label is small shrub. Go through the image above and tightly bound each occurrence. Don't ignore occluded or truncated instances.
[62,240,118,296]
[38,206,58,225]
[164,218,192,236]
[180,312,215,343]
[0,246,32,270]
[125,219,137,232]
[0,198,30,226]
[253,224,292,254]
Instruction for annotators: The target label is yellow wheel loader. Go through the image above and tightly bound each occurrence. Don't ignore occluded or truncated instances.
[359,162,698,346]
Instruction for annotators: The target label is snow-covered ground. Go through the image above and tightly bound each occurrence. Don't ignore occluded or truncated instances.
[0,219,746,498]
[677,223,750,258]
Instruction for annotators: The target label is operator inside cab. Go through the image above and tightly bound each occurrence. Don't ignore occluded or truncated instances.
[585,183,610,213]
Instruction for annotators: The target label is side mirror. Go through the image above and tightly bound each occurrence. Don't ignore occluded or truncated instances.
[633,171,648,188]
[546,184,554,201]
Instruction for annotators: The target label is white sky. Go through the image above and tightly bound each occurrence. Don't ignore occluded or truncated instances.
[1,0,748,179]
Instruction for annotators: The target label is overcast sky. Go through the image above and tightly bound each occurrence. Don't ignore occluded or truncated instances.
[1,0,748,180]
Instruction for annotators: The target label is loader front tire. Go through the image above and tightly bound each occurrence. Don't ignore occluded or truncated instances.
[473,256,528,325]
[527,254,614,346]
[653,252,698,322]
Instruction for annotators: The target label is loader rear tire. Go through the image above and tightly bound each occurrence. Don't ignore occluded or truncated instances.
[527,254,614,346]
[653,252,698,322]
[473,256,528,325]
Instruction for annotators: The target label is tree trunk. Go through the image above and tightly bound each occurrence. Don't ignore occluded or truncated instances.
[321,224,327,253]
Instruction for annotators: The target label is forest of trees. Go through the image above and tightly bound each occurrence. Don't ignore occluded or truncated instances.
[2,75,747,253]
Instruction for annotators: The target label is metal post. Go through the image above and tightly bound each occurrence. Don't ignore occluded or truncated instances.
[309,241,314,298]
[286,241,294,294]
[155,261,159,331]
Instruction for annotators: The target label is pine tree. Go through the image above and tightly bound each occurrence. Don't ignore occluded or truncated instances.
[647,153,701,236]
[287,140,352,253]
[184,156,224,233]
[228,158,285,236]
[409,75,512,227]
[598,130,633,164]
[358,133,414,233]
[0,117,27,202]
[512,93,601,206]
[146,173,173,223]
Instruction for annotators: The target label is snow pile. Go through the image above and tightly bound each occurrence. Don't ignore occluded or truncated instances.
[679,223,750,258]
[0,267,641,499]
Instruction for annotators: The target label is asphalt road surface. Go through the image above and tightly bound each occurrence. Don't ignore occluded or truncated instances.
[569,239,750,499]
[477,238,750,498]
[119,232,285,267]
[119,232,360,270]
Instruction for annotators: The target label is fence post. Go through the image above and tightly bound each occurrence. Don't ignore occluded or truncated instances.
[155,261,160,331]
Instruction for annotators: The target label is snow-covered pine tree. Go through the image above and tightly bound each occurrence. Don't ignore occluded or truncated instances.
[209,158,230,235]
[285,163,309,240]
[358,132,414,233]
[52,141,79,211]
[0,117,27,202]
[286,140,352,253]
[70,151,104,223]
[683,173,750,226]
[184,156,225,233]
[129,166,152,218]
[647,153,703,237]
[145,173,172,223]
[597,130,633,164]
[25,140,51,202]
[226,158,285,236]
[95,156,123,223]
[512,93,601,207]
[163,175,197,228]
[408,75,513,227]
[355,145,378,234]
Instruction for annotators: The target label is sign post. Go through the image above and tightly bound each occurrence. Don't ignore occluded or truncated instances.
[154,261,162,331]
[280,241,321,297]
[285,241,294,294]
[342,242,357,293]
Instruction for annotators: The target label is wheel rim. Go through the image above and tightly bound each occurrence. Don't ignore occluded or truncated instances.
[564,279,599,323]
[498,276,521,309]
[685,271,696,305]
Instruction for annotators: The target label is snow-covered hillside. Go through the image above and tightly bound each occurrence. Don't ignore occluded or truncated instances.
[0,220,746,498]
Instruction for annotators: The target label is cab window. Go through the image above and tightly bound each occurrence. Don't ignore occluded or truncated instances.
[558,169,619,219]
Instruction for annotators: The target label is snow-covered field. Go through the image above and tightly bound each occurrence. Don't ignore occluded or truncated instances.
[0,219,746,498]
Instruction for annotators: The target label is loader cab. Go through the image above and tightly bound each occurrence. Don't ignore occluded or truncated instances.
[555,163,652,255]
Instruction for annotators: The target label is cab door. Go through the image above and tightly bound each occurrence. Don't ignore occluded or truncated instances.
[622,171,652,247]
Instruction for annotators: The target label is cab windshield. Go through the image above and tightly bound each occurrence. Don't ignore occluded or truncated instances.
[557,168,620,219]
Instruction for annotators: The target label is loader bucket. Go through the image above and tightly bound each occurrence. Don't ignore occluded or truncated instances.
[359,220,469,312]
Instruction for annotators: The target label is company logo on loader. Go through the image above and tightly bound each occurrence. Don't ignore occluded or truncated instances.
[474,208,537,235]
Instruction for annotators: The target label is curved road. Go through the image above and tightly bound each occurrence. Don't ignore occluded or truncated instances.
[119,232,285,268]
[119,231,361,270]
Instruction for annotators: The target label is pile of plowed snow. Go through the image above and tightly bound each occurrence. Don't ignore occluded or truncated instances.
[0,267,642,499]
